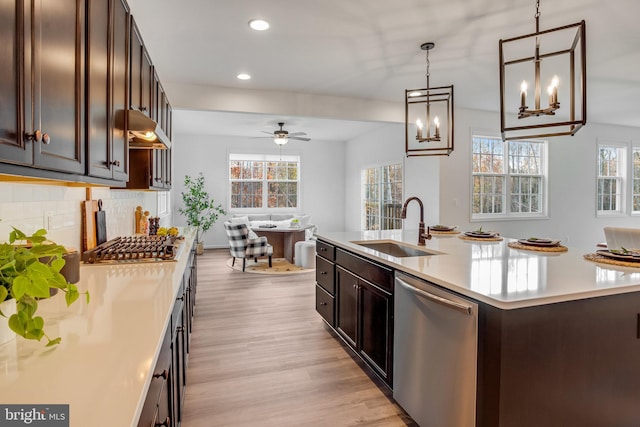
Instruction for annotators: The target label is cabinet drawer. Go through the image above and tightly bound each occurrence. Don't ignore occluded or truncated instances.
[336,249,393,292]
[315,284,335,326]
[316,256,335,294]
[316,240,335,261]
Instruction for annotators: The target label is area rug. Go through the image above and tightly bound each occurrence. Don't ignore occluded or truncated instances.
[226,257,314,275]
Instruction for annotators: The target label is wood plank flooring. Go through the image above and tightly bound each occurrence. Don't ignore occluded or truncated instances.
[181,249,416,427]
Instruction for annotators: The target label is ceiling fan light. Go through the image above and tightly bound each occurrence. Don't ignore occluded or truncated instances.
[274,137,288,145]
[249,19,270,31]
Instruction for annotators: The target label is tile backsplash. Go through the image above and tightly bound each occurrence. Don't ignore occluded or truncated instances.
[0,182,172,250]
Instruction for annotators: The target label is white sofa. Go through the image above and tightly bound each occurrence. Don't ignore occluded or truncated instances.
[230,213,316,239]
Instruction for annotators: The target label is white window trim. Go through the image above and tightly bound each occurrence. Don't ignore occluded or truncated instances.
[470,131,549,222]
[227,150,303,213]
[596,140,627,218]
[632,142,640,216]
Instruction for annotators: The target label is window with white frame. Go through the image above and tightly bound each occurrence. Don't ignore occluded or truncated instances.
[361,163,403,231]
[633,146,640,214]
[471,135,547,219]
[597,144,626,214]
[229,153,300,210]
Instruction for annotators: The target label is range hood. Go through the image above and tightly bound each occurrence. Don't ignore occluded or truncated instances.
[121,109,171,150]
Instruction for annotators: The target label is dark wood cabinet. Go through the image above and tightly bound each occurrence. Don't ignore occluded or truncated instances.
[138,243,196,427]
[87,0,129,181]
[127,147,171,190]
[0,0,84,173]
[129,17,153,117]
[317,243,394,388]
[336,265,393,385]
[315,240,336,326]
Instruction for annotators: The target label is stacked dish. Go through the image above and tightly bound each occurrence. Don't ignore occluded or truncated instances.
[464,230,499,239]
[596,248,640,262]
[430,225,457,232]
[517,237,562,248]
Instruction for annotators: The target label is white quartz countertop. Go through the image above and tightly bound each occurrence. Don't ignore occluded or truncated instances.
[316,229,640,309]
[0,233,195,427]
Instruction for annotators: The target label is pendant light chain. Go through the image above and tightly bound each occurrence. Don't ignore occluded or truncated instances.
[535,0,540,32]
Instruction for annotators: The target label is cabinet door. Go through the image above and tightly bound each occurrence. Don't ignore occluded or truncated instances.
[0,0,29,164]
[129,18,152,116]
[32,0,84,173]
[336,267,358,348]
[110,0,129,181]
[86,0,111,179]
[359,280,392,383]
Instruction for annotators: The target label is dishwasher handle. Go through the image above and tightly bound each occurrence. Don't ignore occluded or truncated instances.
[396,277,473,315]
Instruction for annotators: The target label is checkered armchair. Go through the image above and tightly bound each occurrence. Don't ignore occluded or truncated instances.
[224,221,273,271]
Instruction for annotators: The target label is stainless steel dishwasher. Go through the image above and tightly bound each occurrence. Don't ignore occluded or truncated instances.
[393,272,478,427]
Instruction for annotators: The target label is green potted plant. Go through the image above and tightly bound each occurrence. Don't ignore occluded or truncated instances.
[178,173,226,255]
[0,227,90,346]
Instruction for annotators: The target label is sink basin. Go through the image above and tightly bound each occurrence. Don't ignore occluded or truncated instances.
[351,240,441,258]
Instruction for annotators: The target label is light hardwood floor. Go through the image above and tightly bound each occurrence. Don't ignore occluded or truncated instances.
[181,249,416,427]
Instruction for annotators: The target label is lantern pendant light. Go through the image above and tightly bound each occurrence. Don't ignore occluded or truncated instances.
[499,0,586,141]
[405,42,454,157]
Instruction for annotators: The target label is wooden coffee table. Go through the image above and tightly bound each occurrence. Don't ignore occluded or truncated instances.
[251,225,313,264]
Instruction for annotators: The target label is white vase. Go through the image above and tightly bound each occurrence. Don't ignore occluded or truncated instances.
[0,299,17,345]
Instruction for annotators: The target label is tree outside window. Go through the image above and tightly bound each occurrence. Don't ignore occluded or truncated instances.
[471,136,546,219]
[362,163,403,231]
[597,144,626,214]
[229,154,300,210]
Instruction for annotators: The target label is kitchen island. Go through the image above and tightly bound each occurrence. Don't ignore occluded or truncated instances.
[0,233,196,427]
[315,229,640,427]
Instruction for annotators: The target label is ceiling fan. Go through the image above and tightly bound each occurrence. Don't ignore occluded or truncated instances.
[256,122,311,145]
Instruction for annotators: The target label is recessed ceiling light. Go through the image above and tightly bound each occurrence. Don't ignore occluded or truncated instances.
[237,73,251,80]
[408,91,422,97]
[248,19,269,31]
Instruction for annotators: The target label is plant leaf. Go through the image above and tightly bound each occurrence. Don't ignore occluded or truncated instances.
[26,276,51,299]
[12,275,29,300]
[65,284,79,306]
[0,287,8,304]
[46,337,62,347]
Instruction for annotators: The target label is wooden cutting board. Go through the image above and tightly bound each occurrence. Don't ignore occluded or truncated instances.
[82,200,98,252]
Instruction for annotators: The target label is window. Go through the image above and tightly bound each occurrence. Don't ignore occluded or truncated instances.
[361,163,403,230]
[597,144,626,214]
[229,153,300,210]
[633,147,640,213]
[471,135,547,219]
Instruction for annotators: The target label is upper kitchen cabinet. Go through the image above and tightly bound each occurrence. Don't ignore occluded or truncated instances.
[129,17,153,118]
[0,0,85,173]
[86,0,129,182]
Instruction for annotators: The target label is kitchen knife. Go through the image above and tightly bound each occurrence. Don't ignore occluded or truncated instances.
[95,199,107,245]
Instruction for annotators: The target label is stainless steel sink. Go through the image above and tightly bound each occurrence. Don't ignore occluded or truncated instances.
[351,240,441,258]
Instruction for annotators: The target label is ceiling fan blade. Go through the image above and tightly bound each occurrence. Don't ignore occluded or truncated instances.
[249,136,273,139]
[291,136,311,141]
[261,131,275,135]
[287,132,307,136]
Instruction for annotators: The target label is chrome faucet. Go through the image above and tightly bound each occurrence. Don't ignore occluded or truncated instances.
[401,197,432,246]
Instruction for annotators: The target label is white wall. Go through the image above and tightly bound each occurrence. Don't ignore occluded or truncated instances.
[440,108,640,249]
[171,133,346,248]
[344,123,440,231]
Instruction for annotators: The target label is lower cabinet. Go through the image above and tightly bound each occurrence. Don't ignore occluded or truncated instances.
[138,246,196,427]
[336,266,393,386]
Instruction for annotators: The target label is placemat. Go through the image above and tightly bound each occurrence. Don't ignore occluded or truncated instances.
[508,242,568,252]
[430,230,460,235]
[458,235,503,242]
[583,253,640,268]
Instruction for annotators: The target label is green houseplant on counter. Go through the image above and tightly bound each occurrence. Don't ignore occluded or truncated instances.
[0,227,90,346]
[178,173,226,255]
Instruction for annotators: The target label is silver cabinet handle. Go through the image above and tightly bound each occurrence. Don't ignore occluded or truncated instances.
[42,133,51,144]
[396,277,472,315]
